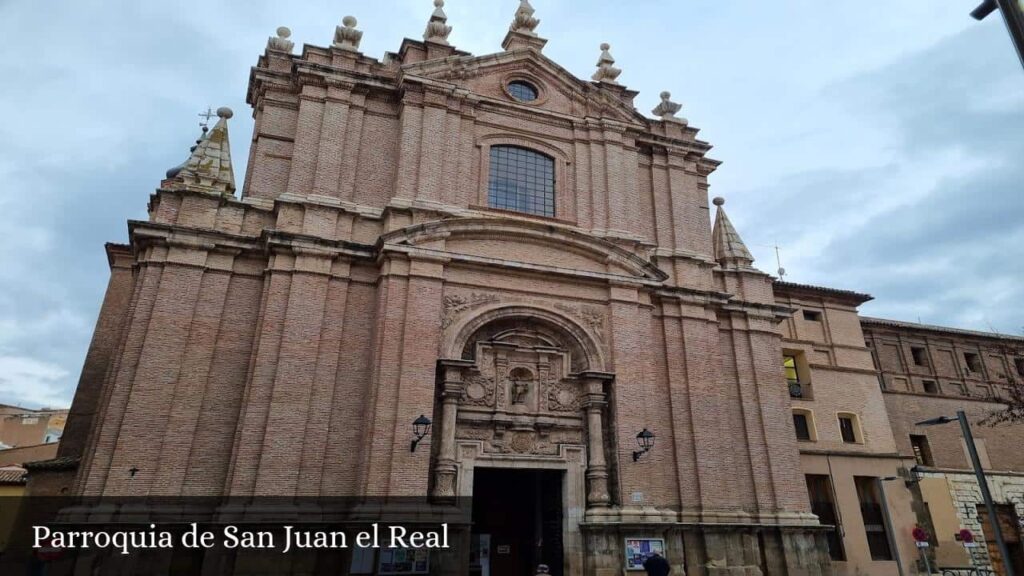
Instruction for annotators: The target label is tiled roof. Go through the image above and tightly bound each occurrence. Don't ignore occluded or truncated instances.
[861,316,1024,343]
[22,456,79,471]
[772,280,873,303]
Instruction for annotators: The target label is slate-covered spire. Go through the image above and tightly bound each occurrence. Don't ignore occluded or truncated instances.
[423,0,452,45]
[711,197,754,269]
[165,107,236,196]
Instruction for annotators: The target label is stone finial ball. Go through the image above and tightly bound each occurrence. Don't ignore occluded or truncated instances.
[660,91,671,100]
[712,197,725,206]
[434,0,444,7]
[343,15,357,27]
[600,43,610,50]
[276,26,291,38]
[216,107,234,119]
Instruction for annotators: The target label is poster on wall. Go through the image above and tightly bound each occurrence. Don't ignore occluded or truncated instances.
[624,538,666,570]
[378,548,430,575]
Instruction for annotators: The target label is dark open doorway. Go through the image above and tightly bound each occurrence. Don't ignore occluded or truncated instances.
[470,468,564,576]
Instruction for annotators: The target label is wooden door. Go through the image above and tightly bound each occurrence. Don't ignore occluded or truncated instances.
[976,504,1024,576]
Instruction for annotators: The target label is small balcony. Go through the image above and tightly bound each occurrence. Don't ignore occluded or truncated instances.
[788,380,804,398]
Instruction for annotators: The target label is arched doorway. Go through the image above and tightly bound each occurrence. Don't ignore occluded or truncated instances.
[433,306,613,576]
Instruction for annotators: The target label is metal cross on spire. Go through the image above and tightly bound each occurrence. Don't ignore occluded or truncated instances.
[198,106,217,129]
[774,242,787,278]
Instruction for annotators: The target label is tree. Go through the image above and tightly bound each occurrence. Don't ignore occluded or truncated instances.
[981,378,1024,425]
[980,325,1024,425]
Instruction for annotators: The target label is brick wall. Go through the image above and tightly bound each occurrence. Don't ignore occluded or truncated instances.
[64,23,821,536]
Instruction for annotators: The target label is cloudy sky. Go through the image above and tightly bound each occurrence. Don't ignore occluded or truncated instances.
[1,0,1021,408]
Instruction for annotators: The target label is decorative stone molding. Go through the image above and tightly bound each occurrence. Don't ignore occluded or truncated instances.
[554,303,607,344]
[423,0,452,45]
[591,43,622,84]
[546,377,584,412]
[381,217,668,283]
[442,292,500,329]
[333,16,362,51]
[652,91,686,124]
[267,27,294,53]
[499,72,550,106]
[444,304,607,372]
[461,372,496,407]
[509,0,539,35]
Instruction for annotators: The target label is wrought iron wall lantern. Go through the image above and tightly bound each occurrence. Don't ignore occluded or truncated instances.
[410,414,432,452]
[632,428,655,462]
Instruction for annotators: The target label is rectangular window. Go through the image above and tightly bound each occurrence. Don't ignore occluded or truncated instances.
[802,310,822,322]
[839,415,858,443]
[854,476,893,561]
[922,380,939,394]
[793,413,811,442]
[487,145,555,218]
[1015,357,1024,378]
[910,434,934,466]
[806,475,846,561]
[911,346,928,367]
[964,352,982,373]
[783,355,800,385]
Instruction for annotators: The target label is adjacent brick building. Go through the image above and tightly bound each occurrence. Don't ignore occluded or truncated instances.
[0,405,66,449]
[41,2,1024,575]
[865,319,1024,576]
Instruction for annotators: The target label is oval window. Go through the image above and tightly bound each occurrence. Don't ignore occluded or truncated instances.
[507,80,539,102]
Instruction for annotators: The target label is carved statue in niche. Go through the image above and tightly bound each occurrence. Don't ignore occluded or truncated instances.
[509,367,533,405]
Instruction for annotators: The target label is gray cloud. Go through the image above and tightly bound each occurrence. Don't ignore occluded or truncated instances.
[736,24,1024,334]
[1,1,1020,408]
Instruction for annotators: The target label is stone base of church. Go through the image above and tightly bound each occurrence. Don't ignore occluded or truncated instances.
[35,523,832,576]
[581,520,835,576]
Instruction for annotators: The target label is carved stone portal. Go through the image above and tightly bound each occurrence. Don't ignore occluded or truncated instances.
[433,313,613,508]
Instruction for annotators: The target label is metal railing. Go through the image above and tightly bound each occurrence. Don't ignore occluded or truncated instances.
[788,381,803,398]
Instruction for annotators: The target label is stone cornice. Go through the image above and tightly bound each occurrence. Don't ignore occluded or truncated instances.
[881,387,1013,407]
[104,243,133,270]
[382,242,660,287]
[799,449,906,460]
[262,229,375,261]
[380,217,668,282]
[128,221,259,255]
[804,364,880,377]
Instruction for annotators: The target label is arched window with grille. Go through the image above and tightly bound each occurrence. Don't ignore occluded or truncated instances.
[487,145,555,217]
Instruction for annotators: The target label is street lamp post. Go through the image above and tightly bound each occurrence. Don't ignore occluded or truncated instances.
[916,410,1016,576]
[971,0,1024,71]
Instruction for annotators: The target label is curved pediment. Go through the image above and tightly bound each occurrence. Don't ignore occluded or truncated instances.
[400,49,647,126]
[380,217,667,282]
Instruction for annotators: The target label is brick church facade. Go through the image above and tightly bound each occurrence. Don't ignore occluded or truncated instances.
[39,2,1024,576]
